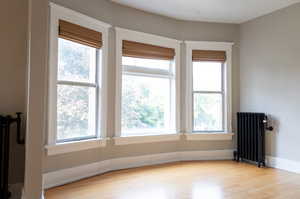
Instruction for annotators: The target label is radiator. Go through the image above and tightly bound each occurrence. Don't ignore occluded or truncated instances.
[234,112,273,167]
[0,113,23,199]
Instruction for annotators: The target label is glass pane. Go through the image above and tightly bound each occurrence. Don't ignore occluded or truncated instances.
[193,93,223,131]
[58,38,96,83]
[121,75,172,136]
[57,85,96,141]
[193,61,222,91]
[122,57,171,71]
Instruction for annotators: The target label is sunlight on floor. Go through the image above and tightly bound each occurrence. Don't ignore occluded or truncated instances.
[192,183,223,199]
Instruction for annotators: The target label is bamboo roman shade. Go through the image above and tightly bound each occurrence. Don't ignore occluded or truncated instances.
[192,50,226,62]
[122,40,175,60]
[59,20,102,49]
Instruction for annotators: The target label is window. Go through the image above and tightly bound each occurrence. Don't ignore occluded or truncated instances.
[48,3,110,147]
[115,29,181,138]
[186,41,233,134]
[121,57,175,136]
[193,61,224,131]
[55,19,102,143]
[56,38,98,142]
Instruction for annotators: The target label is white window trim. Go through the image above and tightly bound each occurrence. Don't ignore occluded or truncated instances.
[47,3,111,153]
[185,41,234,140]
[115,27,181,139]
[113,133,183,145]
[185,132,234,141]
[46,137,110,156]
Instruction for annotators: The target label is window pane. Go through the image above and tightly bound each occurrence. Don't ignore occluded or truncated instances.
[58,38,96,83]
[193,93,223,131]
[193,61,222,91]
[57,85,96,141]
[122,75,171,136]
[122,57,171,71]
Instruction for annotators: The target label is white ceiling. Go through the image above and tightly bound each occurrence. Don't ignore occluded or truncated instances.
[111,0,300,24]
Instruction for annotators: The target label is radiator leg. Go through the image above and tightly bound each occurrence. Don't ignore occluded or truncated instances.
[233,151,237,161]
[233,151,241,162]
[237,154,240,162]
[258,161,266,168]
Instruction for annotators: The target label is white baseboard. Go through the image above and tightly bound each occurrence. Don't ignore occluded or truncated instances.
[266,156,300,174]
[43,149,234,189]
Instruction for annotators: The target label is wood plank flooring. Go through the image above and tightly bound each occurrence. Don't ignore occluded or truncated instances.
[45,161,300,199]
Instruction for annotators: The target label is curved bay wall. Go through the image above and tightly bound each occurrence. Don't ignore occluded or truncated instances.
[45,0,240,173]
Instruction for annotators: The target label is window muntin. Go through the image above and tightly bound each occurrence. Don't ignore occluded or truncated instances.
[192,61,224,132]
[121,57,175,136]
[56,38,99,142]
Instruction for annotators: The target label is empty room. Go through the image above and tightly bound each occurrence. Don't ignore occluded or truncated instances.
[1,0,300,198]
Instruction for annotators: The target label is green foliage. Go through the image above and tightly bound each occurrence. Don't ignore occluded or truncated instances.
[57,39,95,140]
[122,76,165,130]
[58,38,94,82]
[57,85,90,140]
[193,94,221,131]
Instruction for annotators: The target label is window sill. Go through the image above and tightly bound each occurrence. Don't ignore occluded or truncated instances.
[113,133,182,145]
[184,132,234,141]
[45,138,109,156]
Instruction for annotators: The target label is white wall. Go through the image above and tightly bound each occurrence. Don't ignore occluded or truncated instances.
[240,3,300,161]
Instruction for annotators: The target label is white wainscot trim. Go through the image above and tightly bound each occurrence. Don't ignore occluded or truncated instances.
[43,149,234,189]
[266,156,300,174]
[113,133,182,145]
[184,133,234,141]
[45,138,109,156]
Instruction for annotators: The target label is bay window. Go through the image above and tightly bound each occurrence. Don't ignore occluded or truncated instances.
[115,28,181,139]
[121,56,175,136]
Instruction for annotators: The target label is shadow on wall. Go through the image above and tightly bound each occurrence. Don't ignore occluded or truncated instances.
[265,114,279,157]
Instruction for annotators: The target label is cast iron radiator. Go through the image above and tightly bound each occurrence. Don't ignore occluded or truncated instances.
[234,112,273,167]
[0,113,24,199]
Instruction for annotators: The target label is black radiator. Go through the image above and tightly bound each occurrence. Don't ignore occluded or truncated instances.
[234,112,273,167]
[0,113,24,199]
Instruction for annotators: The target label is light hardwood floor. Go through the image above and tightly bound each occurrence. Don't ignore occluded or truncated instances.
[45,161,300,199]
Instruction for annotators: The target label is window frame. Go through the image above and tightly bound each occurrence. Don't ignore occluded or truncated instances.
[115,27,181,137]
[122,58,175,136]
[56,43,99,143]
[192,61,225,132]
[47,3,111,147]
[185,41,234,135]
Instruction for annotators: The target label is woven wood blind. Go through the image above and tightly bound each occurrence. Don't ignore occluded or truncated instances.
[59,20,102,49]
[122,40,175,60]
[192,50,226,62]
